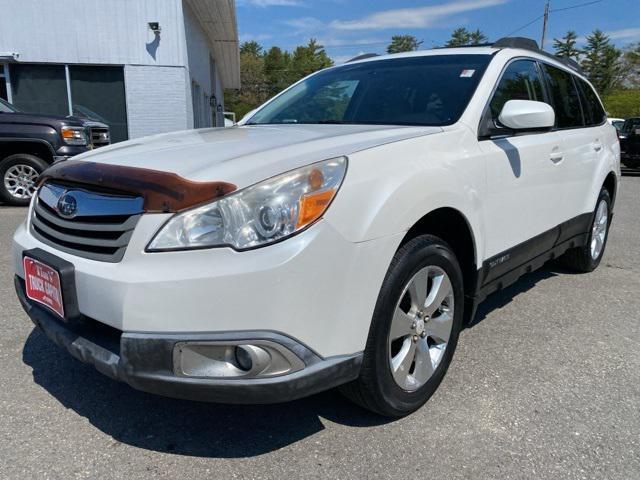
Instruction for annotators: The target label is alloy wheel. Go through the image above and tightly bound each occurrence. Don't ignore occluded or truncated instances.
[388,265,454,391]
[3,164,39,200]
[590,199,608,260]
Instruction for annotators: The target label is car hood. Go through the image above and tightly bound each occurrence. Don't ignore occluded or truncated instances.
[73,124,442,189]
[0,112,85,127]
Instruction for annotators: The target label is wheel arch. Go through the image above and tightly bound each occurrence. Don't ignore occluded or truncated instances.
[602,171,617,208]
[0,139,55,164]
[400,207,479,325]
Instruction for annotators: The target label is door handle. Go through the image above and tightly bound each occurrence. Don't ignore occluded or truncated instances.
[550,152,564,163]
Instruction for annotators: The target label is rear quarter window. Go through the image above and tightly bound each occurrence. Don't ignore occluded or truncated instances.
[576,79,606,126]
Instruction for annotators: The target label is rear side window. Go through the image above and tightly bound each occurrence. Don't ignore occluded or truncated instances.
[542,64,583,129]
[489,60,545,119]
[576,79,606,126]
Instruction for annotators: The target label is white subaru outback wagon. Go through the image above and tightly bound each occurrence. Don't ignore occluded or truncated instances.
[13,37,620,416]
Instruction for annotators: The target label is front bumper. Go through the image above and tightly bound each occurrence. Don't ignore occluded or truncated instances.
[16,276,362,404]
[14,215,401,357]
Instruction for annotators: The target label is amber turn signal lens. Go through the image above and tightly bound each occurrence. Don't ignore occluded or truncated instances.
[297,188,337,229]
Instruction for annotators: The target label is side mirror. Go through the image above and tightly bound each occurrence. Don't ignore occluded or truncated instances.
[498,100,555,131]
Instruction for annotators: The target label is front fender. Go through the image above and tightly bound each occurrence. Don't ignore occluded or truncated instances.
[325,129,485,264]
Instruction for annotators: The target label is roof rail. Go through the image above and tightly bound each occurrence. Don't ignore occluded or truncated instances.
[492,36,584,75]
[346,53,379,63]
[493,37,540,50]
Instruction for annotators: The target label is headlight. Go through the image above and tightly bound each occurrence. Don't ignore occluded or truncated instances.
[147,157,347,251]
[61,126,87,146]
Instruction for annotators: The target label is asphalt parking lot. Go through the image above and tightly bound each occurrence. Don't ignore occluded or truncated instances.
[0,172,638,480]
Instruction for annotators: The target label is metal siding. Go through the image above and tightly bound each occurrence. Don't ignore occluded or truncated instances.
[0,0,185,66]
[183,1,213,127]
[124,65,188,139]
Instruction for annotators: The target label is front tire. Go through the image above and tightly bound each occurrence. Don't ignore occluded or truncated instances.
[341,235,464,417]
[560,187,612,272]
[0,154,48,206]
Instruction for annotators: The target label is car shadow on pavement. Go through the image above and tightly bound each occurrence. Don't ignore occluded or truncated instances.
[22,262,571,458]
[467,262,577,328]
[22,330,391,458]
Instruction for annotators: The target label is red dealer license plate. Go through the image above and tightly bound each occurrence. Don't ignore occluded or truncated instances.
[23,256,65,319]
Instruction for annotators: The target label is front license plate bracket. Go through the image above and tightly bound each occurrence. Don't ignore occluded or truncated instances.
[22,248,81,323]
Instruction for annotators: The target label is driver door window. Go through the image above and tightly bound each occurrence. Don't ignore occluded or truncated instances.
[489,59,546,122]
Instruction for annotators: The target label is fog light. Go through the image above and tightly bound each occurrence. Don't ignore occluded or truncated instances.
[235,345,253,371]
[173,340,305,379]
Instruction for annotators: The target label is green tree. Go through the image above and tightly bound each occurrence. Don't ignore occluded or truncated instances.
[386,35,422,54]
[621,43,640,88]
[602,89,640,118]
[469,29,488,45]
[224,50,269,119]
[225,39,333,119]
[240,40,263,57]
[290,38,333,79]
[445,28,488,47]
[446,28,471,47]
[263,46,293,96]
[553,30,581,60]
[581,30,624,94]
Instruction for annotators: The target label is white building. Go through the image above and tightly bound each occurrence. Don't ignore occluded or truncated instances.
[0,0,240,143]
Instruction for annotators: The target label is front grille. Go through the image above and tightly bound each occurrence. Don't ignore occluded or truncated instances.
[31,183,143,263]
[89,127,110,148]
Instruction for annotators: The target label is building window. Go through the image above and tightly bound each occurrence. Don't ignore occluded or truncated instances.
[69,65,128,143]
[192,80,202,128]
[0,64,8,101]
[9,64,69,116]
[8,63,128,143]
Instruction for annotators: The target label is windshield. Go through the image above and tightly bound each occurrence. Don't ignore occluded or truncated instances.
[622,118,640,133]
[0,98,19,113]
[247,54,491,127]
[73,104,108,123]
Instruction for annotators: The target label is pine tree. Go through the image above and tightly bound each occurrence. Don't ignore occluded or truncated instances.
[581,30,624,94]
[386,35,423,54]
[553,31,581,60]
[469,29,488,45]
[446,28,488,47]
[291,39,333,79]
[263,46,293,96]
[621,43,640,88]
[240,40,263,57]
[446,28,471,47]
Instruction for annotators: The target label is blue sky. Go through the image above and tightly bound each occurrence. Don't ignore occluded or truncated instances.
[236,0,640,63]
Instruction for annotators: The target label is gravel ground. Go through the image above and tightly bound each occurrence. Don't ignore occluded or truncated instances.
[0,173,638,480]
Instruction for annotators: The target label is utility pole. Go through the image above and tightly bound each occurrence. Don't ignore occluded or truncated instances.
[541,0,550,50]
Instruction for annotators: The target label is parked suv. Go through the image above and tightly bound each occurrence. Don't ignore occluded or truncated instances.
[12,38,619,417]
[619,117,640,168]
[0,98,110,205]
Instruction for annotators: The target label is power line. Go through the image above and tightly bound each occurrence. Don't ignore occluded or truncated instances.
[550,0,602,13]
[503,0,603,48]
[503,14,544,38]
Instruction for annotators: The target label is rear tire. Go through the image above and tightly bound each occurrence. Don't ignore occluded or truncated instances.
[560,188,611,273]
[341,235,464,417]
[0,154,48,206]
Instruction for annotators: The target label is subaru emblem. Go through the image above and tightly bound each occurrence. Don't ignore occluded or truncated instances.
[57,192,78,219]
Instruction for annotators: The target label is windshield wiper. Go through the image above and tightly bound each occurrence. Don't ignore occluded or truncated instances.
[302,120,354,125]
